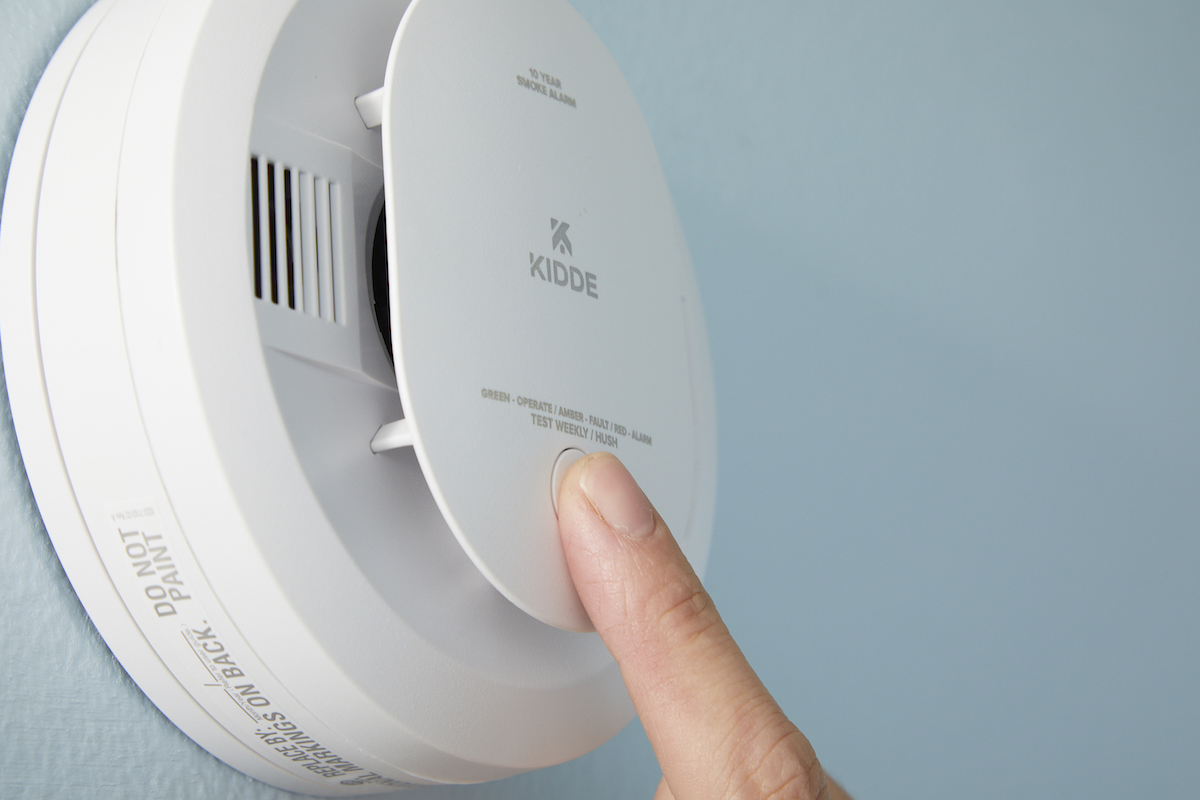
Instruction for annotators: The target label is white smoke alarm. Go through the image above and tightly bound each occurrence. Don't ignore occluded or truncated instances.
[0,0,715,794]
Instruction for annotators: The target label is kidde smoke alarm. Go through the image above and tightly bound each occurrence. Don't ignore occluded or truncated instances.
[0,0,715,794]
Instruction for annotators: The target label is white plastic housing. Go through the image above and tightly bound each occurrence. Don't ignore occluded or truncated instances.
[0,0,716,795]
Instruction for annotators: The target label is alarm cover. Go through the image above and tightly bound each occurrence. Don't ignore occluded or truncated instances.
[382,0,707,631]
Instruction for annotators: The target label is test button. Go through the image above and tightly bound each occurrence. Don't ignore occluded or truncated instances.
[551,448,586,516]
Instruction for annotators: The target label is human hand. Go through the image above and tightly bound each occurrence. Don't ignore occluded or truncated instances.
[556,452,852,800]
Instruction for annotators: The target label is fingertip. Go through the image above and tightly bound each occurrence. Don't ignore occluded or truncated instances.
[555,452,706,655]
[556,451,652,547]
[555,450,603,543]
[577,452,655,539]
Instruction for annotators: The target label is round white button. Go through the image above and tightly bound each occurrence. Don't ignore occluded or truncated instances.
[551,448,586,516]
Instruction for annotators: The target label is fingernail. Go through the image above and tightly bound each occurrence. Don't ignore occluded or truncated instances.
[579,455,656,539]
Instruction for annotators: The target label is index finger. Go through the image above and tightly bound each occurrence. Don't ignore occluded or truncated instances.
[556,452,834,800]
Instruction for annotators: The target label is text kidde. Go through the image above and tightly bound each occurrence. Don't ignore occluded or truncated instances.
[529,253,598,298]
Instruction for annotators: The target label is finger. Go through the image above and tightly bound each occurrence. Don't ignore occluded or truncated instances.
[557,452,831,800]
[653,775,675,800]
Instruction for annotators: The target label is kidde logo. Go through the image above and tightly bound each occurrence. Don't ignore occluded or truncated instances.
[552,218,572,255]
[529,218,598,299]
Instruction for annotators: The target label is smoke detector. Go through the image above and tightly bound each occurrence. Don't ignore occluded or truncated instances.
[0,0,715,794]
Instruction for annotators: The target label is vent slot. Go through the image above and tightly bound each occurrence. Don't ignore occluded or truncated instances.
[251,156,340,322]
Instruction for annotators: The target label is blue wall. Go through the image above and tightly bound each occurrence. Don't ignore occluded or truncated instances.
[3,1,1198,797]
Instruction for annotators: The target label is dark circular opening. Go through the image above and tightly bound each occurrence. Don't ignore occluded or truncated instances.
[369,203,392,362]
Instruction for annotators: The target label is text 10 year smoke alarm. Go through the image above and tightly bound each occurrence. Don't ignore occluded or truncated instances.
[0,0,715,794]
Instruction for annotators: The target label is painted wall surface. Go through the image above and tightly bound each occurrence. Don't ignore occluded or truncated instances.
[2,1,1197,798]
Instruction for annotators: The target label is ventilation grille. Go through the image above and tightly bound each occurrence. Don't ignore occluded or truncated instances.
[250,156,340,322]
